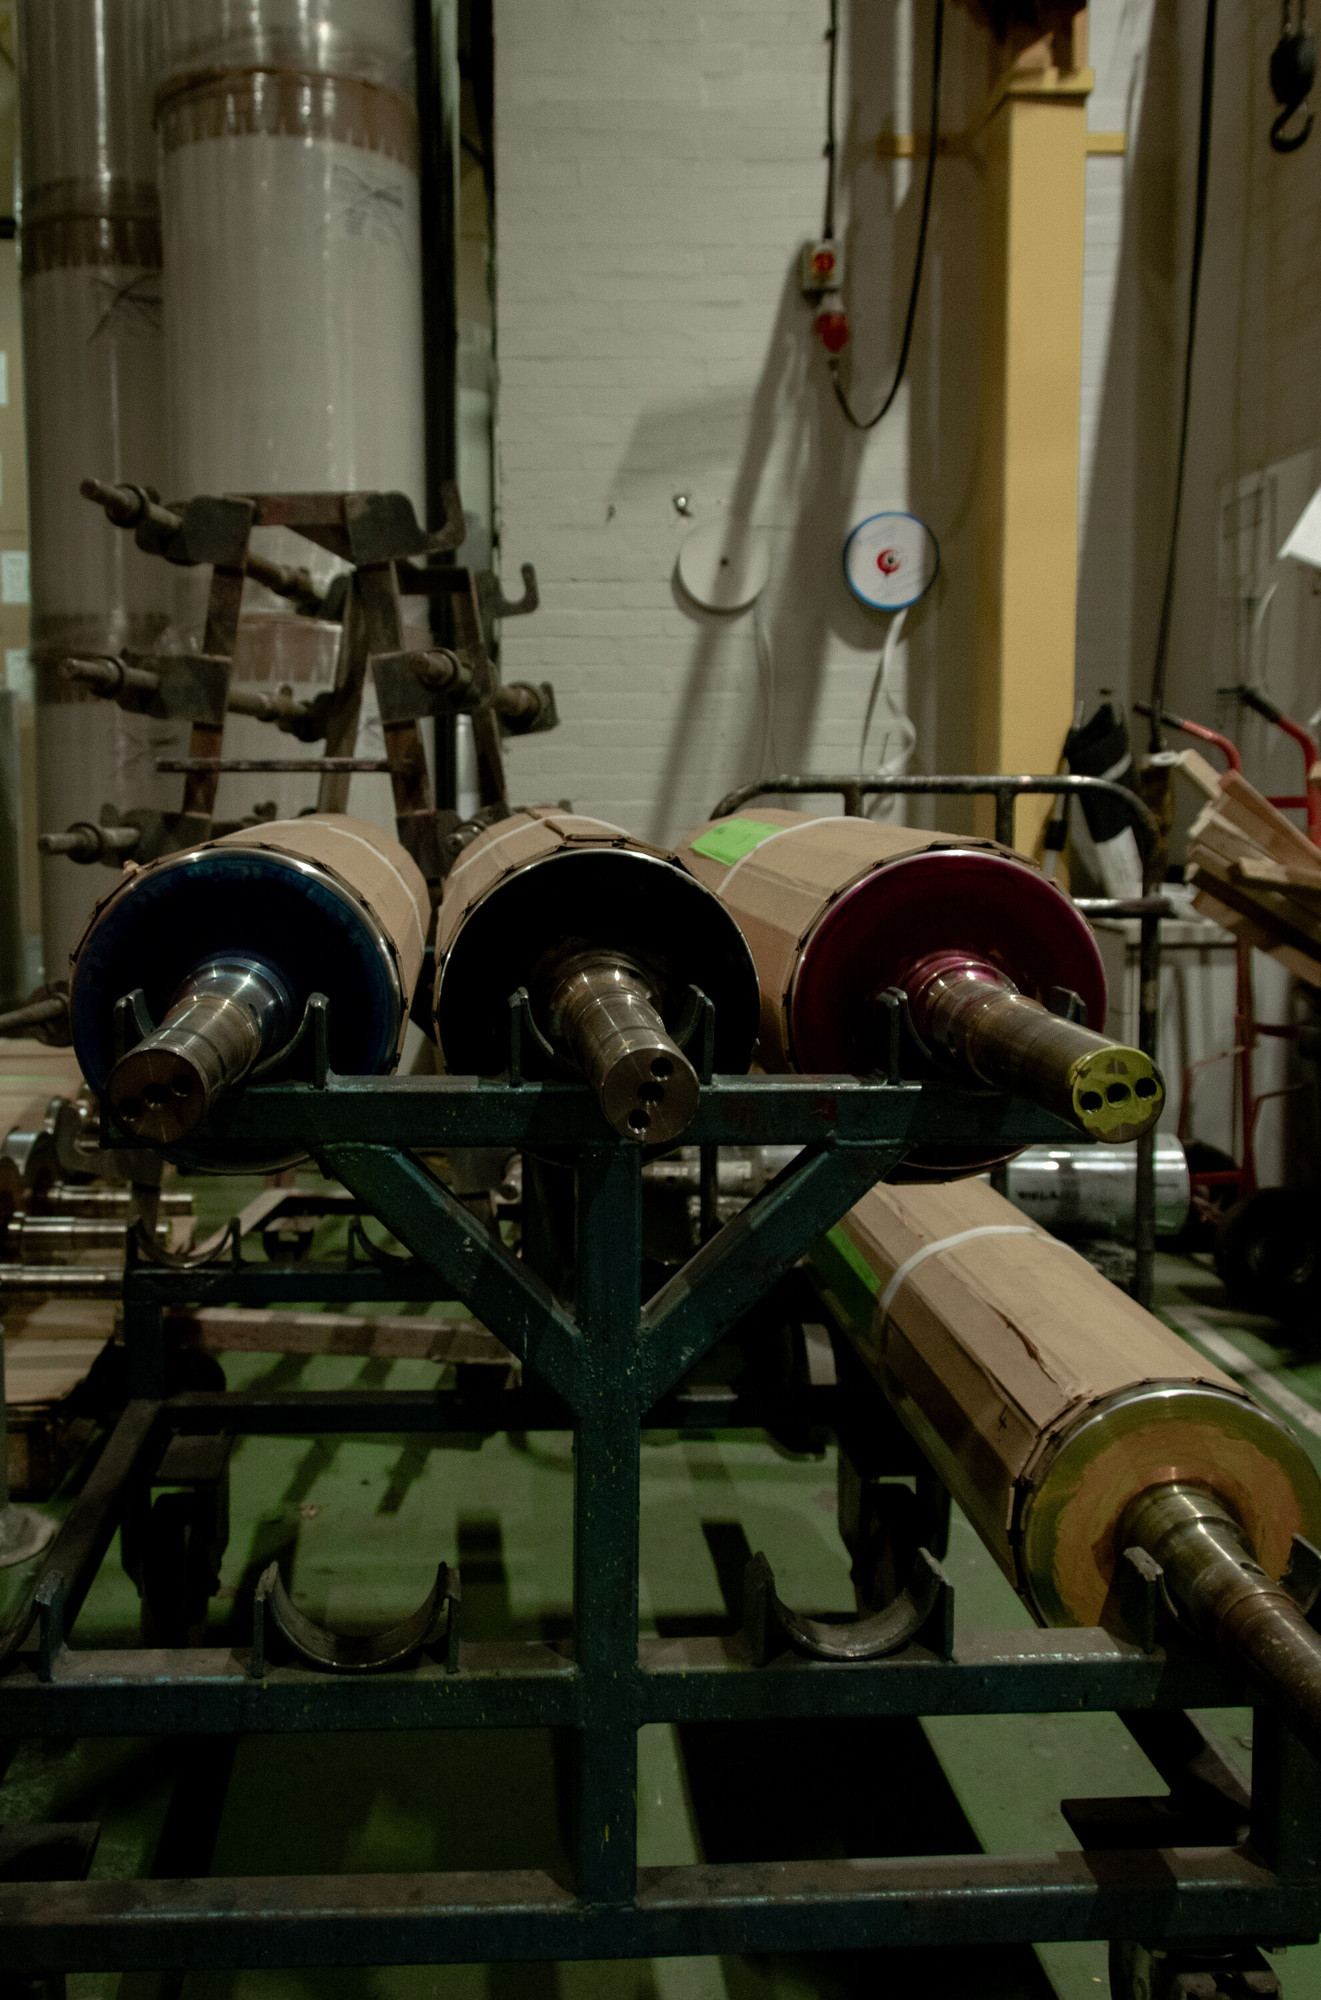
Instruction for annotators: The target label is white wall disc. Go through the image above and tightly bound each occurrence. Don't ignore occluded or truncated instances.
[676,515,772,613]
[843,512,939,611]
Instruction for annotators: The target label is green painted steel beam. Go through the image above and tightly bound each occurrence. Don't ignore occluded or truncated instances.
[638,1145,905,1406]
[318,1142,581,1405]
[0,1631,1241,1738]
[200,1074,1080,1153]
[0,1848,1312,1971]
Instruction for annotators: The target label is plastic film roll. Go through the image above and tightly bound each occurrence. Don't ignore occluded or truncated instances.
[18,0,182,969]
[155,0,425,833]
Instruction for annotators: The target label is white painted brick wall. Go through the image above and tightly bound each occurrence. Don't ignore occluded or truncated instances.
[492,0,1190,837]
[494,0,987,844]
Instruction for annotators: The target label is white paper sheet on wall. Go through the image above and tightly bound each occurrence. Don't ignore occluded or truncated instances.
[1280,482,1321,569]
[0,551,28,605]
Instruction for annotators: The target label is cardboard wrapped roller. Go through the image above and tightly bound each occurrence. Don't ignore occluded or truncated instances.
[70,814,429,1171]
[812,1176,1321,1754]
[434,809,758,1145]
[679,810,1164,1171]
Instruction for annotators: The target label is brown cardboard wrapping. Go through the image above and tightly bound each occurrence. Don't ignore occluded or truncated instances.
[436,808,651,960]
[213,814,430,1039]
[679,810,1003,1066]
[832,1175,1320,1625]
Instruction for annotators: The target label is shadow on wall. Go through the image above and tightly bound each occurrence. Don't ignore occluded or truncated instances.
[904,0,988,831]
[635,263,878,843]
[598,0,990,846]
[1074,0,1180,725]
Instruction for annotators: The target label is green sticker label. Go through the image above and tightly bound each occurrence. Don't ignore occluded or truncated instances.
[689,817,784,866]
[822,1225,881,1297]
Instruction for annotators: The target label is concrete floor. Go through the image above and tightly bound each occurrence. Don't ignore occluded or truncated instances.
[2,1220,1320,1999]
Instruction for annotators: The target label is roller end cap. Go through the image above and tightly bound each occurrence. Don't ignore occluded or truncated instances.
[599,1044,700,1146]
[1069,1044,1164,1143]
[106,1046,209,1146]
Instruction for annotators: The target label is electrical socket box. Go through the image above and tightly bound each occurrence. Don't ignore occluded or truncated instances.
[800,239,844,297]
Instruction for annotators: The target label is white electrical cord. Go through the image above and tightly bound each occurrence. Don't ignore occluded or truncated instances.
[753,598,780,778]
[857,605,916,817]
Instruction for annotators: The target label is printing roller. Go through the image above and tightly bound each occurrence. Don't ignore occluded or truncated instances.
[69,815,429,1171]
[814,1177,1321,1756]
[434,809,759,1144]
[679,809,1163,1170]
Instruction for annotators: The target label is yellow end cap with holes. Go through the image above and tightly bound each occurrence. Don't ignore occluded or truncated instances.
[1068,1045,1164,1143]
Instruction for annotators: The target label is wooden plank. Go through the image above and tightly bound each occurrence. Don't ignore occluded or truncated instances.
[1232,856,1321,895]
[172,1307,516,1368]
[1186,865,1321,985]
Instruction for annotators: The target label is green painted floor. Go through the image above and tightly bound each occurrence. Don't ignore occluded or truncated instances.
[3,1226,1321,1999]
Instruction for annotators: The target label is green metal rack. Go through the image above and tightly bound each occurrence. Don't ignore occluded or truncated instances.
[0,1067,1316,1975]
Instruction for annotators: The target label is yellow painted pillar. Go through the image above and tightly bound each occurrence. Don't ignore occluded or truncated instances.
[974,24,1092,848]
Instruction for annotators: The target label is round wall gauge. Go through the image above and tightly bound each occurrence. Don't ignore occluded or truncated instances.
[676,515,772,613]
[843,511,939,611]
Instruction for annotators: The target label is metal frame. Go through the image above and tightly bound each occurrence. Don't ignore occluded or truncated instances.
[0,1070,1317,1972]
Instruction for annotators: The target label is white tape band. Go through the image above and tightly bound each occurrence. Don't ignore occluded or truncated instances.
[308,822,427,958]
[878,1223,1045,1321]
[719,815,844,889]
[447,814,633,885]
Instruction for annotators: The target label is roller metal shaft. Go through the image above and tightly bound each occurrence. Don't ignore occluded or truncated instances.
[0,996,69,1036]
[62,655,321,735]
[80,478,326,613]
[35,1188,192,1219]
[1125,1483,1321,1761]
[106,959,290,1145]
[909,956,1164,1143]
[7,1215,168,1260]
[0,1266,122,1294]
[541,948,699,1145]
[38,823,142,863]
[62,655,161,697]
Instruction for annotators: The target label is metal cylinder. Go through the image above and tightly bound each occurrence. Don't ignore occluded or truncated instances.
[680,809,1159,1170]
[542,948,699,1146]
[8,1213,167,1261]
[434,810,759,1141]
[38,823,143,864]
[154,0,425,832]
[17,0,183,970]
[814,1175,1321,1636]
[35,1186,192,1218]
[70,812,429,1168]
[105,957,291,1143]
[994,1135,1189,1240]
[911,958,1163,1144]
[1125,1483,1321,1762]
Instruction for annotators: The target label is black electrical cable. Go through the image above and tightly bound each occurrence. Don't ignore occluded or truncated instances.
[824,0,840,238]
[828,0,945,431]
[1146,0,1218,754]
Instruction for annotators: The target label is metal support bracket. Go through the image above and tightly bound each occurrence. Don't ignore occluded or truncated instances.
[250,1561,458,1676]
[742,1547,954,1665]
